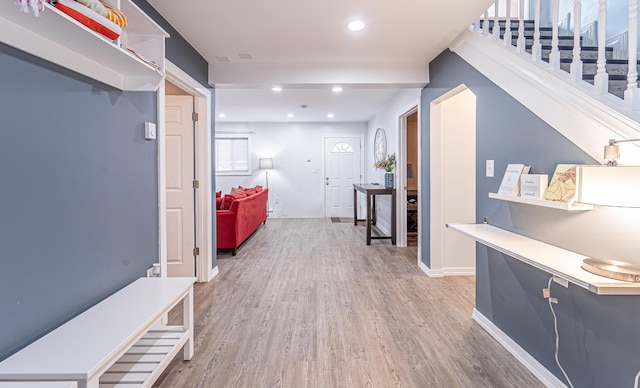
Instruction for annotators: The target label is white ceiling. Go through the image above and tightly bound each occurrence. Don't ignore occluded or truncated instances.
[148,0,493,122]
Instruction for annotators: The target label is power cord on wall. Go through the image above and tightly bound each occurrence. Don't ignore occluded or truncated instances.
[545,276,575,388]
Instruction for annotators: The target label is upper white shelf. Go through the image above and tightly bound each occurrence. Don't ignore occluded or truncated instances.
[0,0,168,91]
[488,192,593,211]
[448,223,640,295]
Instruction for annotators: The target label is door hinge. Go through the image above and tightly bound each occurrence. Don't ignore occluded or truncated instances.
[192,112,199,122]
[193,179,200,189]
[193,247,200,256]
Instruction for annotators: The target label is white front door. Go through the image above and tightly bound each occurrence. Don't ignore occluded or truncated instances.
[324,137,362,218]
[165,95,196,277]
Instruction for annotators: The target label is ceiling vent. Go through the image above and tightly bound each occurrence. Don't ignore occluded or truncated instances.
[238,53,253,60]
[215,56,231,63]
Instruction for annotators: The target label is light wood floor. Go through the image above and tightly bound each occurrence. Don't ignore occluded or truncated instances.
[155,218,542,387]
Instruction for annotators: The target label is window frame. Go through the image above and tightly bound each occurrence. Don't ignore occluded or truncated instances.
[214,133,253,176]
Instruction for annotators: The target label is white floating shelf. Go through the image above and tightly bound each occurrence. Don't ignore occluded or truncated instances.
[488,192,593,211]
[448,223,640,295]
[0,0,168,91]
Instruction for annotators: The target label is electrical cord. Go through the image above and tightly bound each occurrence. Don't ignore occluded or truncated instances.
[547,276,574,388]
[634,370,640,388]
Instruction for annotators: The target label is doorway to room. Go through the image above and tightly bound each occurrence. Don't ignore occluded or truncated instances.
[165,81,197,277]
[429,85,476,276]
[405,112,419,247]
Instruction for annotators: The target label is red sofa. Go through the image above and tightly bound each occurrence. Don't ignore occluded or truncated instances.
[216,188,268,255]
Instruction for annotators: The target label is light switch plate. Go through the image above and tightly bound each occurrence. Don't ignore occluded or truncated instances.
[144,122,156,140]
[486,160,494,177]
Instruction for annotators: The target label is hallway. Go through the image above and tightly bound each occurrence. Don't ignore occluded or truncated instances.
[156,218,541,387]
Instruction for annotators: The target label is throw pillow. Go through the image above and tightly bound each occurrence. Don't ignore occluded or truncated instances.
[215,197,223,210]
[216,191,222,198]
[221,195,234,210]
[230,186,245,194]
[255,185,263,192]
[245,188,256,196]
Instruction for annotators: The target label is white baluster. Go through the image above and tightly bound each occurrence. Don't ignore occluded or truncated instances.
[570,0,584,82]
[593,0,609,95]
[549,0,561,70]
[484,10,490,36]
[474,18,481,32]
[532,0,542,61]
[625,0,640,110]
[517,0,526,53]
[494,0,501,41]
[504,0,512,46]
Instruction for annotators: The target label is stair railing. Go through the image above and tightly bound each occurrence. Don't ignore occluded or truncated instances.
[475,0,640,111]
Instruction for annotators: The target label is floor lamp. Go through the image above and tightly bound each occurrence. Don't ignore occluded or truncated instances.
[259,158,274,216]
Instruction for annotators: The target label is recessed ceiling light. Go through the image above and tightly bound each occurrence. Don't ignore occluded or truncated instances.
[347,20,365,32]
[332,86,343,93]
[288,113,294,118]
[218,113,226,118]
[272,86,283,92]
[327,113,335,118]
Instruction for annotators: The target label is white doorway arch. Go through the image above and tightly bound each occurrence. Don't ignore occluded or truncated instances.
[158,60,216,282]
[429,84,476,277]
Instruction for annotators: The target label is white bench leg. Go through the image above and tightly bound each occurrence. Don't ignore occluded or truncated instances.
[183,288,194,360]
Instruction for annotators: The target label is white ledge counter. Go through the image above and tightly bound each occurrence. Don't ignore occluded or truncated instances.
[448,223,640,295]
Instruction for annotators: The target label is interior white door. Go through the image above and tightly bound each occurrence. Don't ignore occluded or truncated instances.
[324,137,362,218]
[165,95,196,277]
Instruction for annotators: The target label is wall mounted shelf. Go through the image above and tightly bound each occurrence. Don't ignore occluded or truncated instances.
[0,0,168,91]
[448,223,640,295]
[488,192,593,211]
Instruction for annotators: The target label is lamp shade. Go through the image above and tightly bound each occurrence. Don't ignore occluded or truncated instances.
[577,165,640,207]
[259,158,274,169]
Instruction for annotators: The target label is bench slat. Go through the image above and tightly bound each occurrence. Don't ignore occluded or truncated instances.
[106,362,157,373]
[100,371,151,383]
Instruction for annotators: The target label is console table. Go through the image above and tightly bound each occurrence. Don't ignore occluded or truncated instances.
[353,184,396,245]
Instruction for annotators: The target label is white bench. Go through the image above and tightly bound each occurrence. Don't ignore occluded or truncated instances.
[0,277,196,388]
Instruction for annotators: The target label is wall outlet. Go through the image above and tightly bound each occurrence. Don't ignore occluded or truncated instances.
[146,267,154,277]
[144,122,156,140]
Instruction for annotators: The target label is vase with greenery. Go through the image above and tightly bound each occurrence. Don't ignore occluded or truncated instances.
[374,153,396,188]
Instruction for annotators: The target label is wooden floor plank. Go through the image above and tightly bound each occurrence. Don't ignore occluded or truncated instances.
[154,218,543,387]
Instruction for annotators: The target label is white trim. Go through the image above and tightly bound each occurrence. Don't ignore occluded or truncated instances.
[321,134,365,218]
[157,81,167,278]
[429,85,477,275]
[419,261,444,278]
[442,267,476,276]
[209,266,220,280]
[397,105,419,249]
[472,309,567,388]
[451,30,640,165]
[163,60,214,283]
[416,101,423,270]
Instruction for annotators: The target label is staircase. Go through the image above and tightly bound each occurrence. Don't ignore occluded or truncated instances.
[480,19,638,99]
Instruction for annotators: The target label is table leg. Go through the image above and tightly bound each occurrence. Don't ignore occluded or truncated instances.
[183,288,194,360]
[372,195,377,225]
[391,189,396,245]
[353,187,358,226]
[366,193,372,245]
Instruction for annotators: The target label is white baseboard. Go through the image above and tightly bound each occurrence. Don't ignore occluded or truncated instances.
[443,267,476,276]
[208,266,219,281]
[419,261,444,278]
[419,262,475,277]
[472,309,567,388]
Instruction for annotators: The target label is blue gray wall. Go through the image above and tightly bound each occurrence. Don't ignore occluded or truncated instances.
[0,0,214,360]
[421,49,640,387]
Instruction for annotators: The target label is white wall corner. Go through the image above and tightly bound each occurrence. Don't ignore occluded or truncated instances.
[206,266,220,282]
[472,309,568,388]
[419,261,444,278]
[450,30,640,166]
